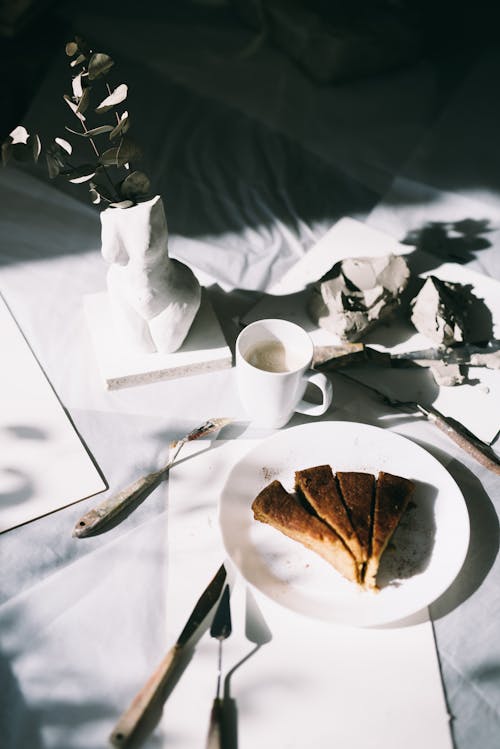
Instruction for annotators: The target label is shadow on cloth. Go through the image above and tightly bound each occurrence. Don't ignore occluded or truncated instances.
[0,652,44,749]
[430,460,499,620]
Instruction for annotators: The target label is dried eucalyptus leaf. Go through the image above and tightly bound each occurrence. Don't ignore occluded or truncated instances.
[46,153,61,179]
[55,137,72,155]
[89,187,101,204]
[63,95,86,121]
[72,73,83,98]
[70,174,97,185]
[65,41,78,57]
[120,170,150,198]
[95,84,128,114]
[64,126,84,137]
[28,133,42,162]
[63,164,97,183]
[48,147,68,169]
[65,125,114,138]
[63,94,77,113]
[74,36,91,56]
[45,141,70,177]
[70,53,86,68]
[2,142,12,166]
[109,200,135,209]
[99,147,120,167]
[88,53,115,81]
[109,111,130,140]
[9,125,29,143]
[87,125,114,137]
[76,87,91,115]
[117,137,140,165]
[90,179,115,202]
[99,139,139,167]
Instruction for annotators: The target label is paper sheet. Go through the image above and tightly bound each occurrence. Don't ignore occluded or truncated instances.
[163,439,452,749]
[0,294,106,532]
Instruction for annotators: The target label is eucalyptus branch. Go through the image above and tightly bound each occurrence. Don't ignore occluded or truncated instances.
[81,123,100,158]
[79,118,120,202]
[1,36,151,209]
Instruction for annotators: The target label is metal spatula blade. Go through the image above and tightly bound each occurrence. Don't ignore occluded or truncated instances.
[206,585,232,749]
[211,585,232,641]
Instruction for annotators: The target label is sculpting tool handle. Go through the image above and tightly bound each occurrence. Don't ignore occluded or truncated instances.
[73,418,230,537]
[336,371,500,476]
[109,643,183,748]
[72,467,166,537]
[205,697,223,749]
[423,405,500,476]
[73,440,185,537]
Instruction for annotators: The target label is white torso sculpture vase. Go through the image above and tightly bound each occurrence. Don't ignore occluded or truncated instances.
[101,195,201,354]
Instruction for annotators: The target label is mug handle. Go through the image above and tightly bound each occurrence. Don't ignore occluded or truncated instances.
[295,371,333,417]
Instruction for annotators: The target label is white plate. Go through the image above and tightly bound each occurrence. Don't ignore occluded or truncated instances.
[219,421,470,626]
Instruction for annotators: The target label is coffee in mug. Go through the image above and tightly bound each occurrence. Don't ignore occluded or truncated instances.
[235,318,333,429]
[244,341,304,373]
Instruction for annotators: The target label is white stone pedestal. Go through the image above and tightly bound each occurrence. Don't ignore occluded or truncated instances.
[84,290,232,389]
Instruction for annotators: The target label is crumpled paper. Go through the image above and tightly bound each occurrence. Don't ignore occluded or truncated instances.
[410,275,476,346]
[308,254,409,340]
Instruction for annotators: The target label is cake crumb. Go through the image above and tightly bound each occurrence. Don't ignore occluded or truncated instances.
[262,466,280,481]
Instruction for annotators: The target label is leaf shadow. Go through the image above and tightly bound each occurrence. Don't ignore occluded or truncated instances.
[0,422,50,518]
[0,468,35,508]
[403,218,493,267]
[0,651,44,749]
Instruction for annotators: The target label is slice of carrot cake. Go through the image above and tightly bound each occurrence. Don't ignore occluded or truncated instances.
[364,471,415,590]
[295,465,365,568]
[336,471,375,565]
[252,480,359,584]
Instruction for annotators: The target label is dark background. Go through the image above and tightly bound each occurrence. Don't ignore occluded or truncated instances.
[2,0,500,142]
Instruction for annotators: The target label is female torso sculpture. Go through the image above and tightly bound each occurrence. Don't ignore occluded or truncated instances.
[101,195,201,354]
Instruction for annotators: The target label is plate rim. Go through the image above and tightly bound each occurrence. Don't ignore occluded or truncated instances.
[218,420,470,627]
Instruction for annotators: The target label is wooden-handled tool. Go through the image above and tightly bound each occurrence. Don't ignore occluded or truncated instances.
[109,564,227,748]
[73,418,231,537]
[336,371,500,475]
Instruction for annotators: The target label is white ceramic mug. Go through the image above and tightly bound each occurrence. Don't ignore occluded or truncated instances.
[236,319,333,428]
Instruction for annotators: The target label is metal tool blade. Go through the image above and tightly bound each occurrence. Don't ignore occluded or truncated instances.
[210,584,232,641]
[206,584,232,749]
[109,565,227,748]
[391,340,500,365]
[177,564,227,647]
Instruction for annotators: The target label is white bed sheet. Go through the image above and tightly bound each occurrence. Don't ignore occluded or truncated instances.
[1,7,499,748]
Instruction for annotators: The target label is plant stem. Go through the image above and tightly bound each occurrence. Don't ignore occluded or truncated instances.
[80,117,119,201]
[81,122,100,158]
[106,82,132,175]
